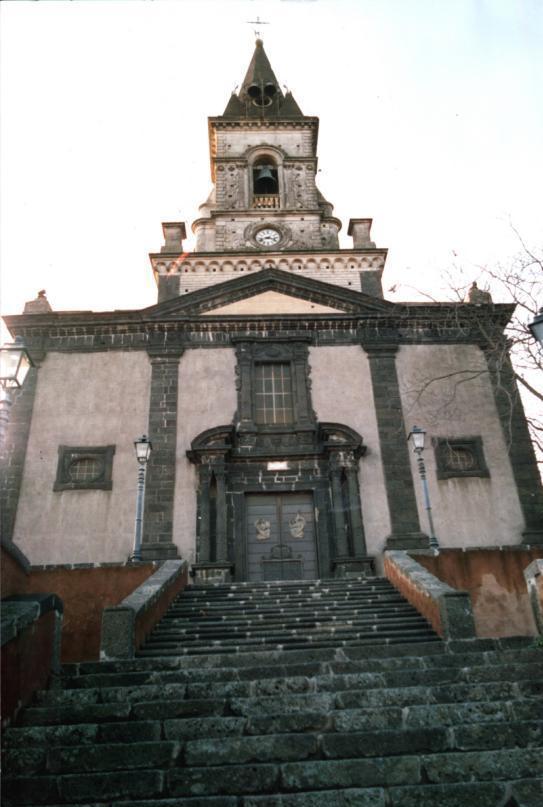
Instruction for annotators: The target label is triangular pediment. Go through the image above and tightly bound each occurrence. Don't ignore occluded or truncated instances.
[202,290,345,316]
[144,268,396,320]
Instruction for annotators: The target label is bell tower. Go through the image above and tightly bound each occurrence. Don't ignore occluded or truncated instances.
[194,37,339,254]
[150,39,388,302]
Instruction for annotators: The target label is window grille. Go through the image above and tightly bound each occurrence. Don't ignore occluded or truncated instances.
[254,363,294,424]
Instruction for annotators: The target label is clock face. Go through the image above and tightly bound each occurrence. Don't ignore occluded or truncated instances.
[255,228,281,247]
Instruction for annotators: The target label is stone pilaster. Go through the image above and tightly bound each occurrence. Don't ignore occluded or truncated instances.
[196,464,212,563]
[330,449,374,577]
[346,464,367,557]
[292,342,315,427]
[0,348,44,542]
[329,455,349,557]
[214,463,228,562]
[364,344,429,550]
[234,341,256,431]
[484,346,543,543]
[141,348,183,560]
[193,456,233,584]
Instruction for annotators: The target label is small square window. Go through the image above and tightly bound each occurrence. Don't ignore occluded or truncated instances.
[433,437,489,480]
[54,445,115,491]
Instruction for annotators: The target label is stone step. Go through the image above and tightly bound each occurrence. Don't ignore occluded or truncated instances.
[173,599,406,613]
[16,671,542,728]
[61,640,453,685]
[171,582,402,598]
[168,592,407,610]
[56,651,542,694]
[157,603,420,626]
[5,698,537,750]
[184,577,394,594]
[181,582,396,595]
[180,590,400,602]
[6,718,543,781]
[146,613,429,636]
[32,660,543,708]
[137,632,440,657]
[165,602,411,620]
[58,643,541,684]
[144,622,438,640]
[3,747,542,804]
[8,781,543,807]
[151,613,428,638]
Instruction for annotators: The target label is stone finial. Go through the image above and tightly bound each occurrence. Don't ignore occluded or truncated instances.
[23,290,52,314]
[161,222,187,254]
[465,281,493,305]
[348,219,376,249]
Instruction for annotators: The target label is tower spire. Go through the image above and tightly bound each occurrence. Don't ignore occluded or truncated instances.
[222,40,303,119]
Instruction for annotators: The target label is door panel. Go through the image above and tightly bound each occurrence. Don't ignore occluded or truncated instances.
[246,493,317,581]
[280,495,317,580]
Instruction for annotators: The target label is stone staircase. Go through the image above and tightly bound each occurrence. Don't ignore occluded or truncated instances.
[2,578,543,806]
[138,578,440,656]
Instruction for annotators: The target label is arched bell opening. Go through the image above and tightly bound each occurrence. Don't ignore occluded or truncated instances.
[247,81,277,108]
[252,157,280,209]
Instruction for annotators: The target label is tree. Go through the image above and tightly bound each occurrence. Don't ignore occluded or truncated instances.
[396,231,543,463]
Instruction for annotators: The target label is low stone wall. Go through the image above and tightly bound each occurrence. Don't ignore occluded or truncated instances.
[1,594,63,727]
[101,560,188,660]
[384,551,476,639]
[2,540,165,662]
[18,562,159,662]
[412,547,543,638]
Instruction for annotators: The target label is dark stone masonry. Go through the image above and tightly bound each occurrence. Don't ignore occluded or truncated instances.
[2,578,542,805]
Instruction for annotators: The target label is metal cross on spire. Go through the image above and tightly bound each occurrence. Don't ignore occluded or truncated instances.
[246,15,270,39]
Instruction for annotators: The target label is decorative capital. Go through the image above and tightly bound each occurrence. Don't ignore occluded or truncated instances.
[146,331,185,360]
[362,342,399,357]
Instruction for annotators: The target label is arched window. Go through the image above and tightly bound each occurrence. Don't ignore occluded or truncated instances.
[252,156,280,209]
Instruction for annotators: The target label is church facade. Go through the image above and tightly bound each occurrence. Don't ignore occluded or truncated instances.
[2,42,542,581]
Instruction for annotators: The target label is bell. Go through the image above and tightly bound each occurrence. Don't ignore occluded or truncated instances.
[256,166,275,182]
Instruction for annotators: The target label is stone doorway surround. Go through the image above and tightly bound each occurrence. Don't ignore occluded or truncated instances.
[187,421,375,584]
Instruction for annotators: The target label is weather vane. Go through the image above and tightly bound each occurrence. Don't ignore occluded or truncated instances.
[246,15,270,39]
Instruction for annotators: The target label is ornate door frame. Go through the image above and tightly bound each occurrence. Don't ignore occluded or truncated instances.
[187,422,374,583]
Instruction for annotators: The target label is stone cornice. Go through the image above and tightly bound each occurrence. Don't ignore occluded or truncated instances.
[3,272,514,350]
[207,116,319,170]
[149,247,388,281]
[3,303,515,356]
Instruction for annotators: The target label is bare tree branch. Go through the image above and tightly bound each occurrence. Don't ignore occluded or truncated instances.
[404,231,542,466]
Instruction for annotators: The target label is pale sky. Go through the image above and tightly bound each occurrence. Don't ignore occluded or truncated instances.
[1,0,542,328]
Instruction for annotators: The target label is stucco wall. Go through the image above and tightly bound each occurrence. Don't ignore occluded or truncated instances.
[173,348,238,561]
[12,351,151,564]
[413,548,543,637]
[309,345,391,559]
[397,344,524,547]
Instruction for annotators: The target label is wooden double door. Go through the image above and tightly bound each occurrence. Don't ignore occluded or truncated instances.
[246,493,317,582]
